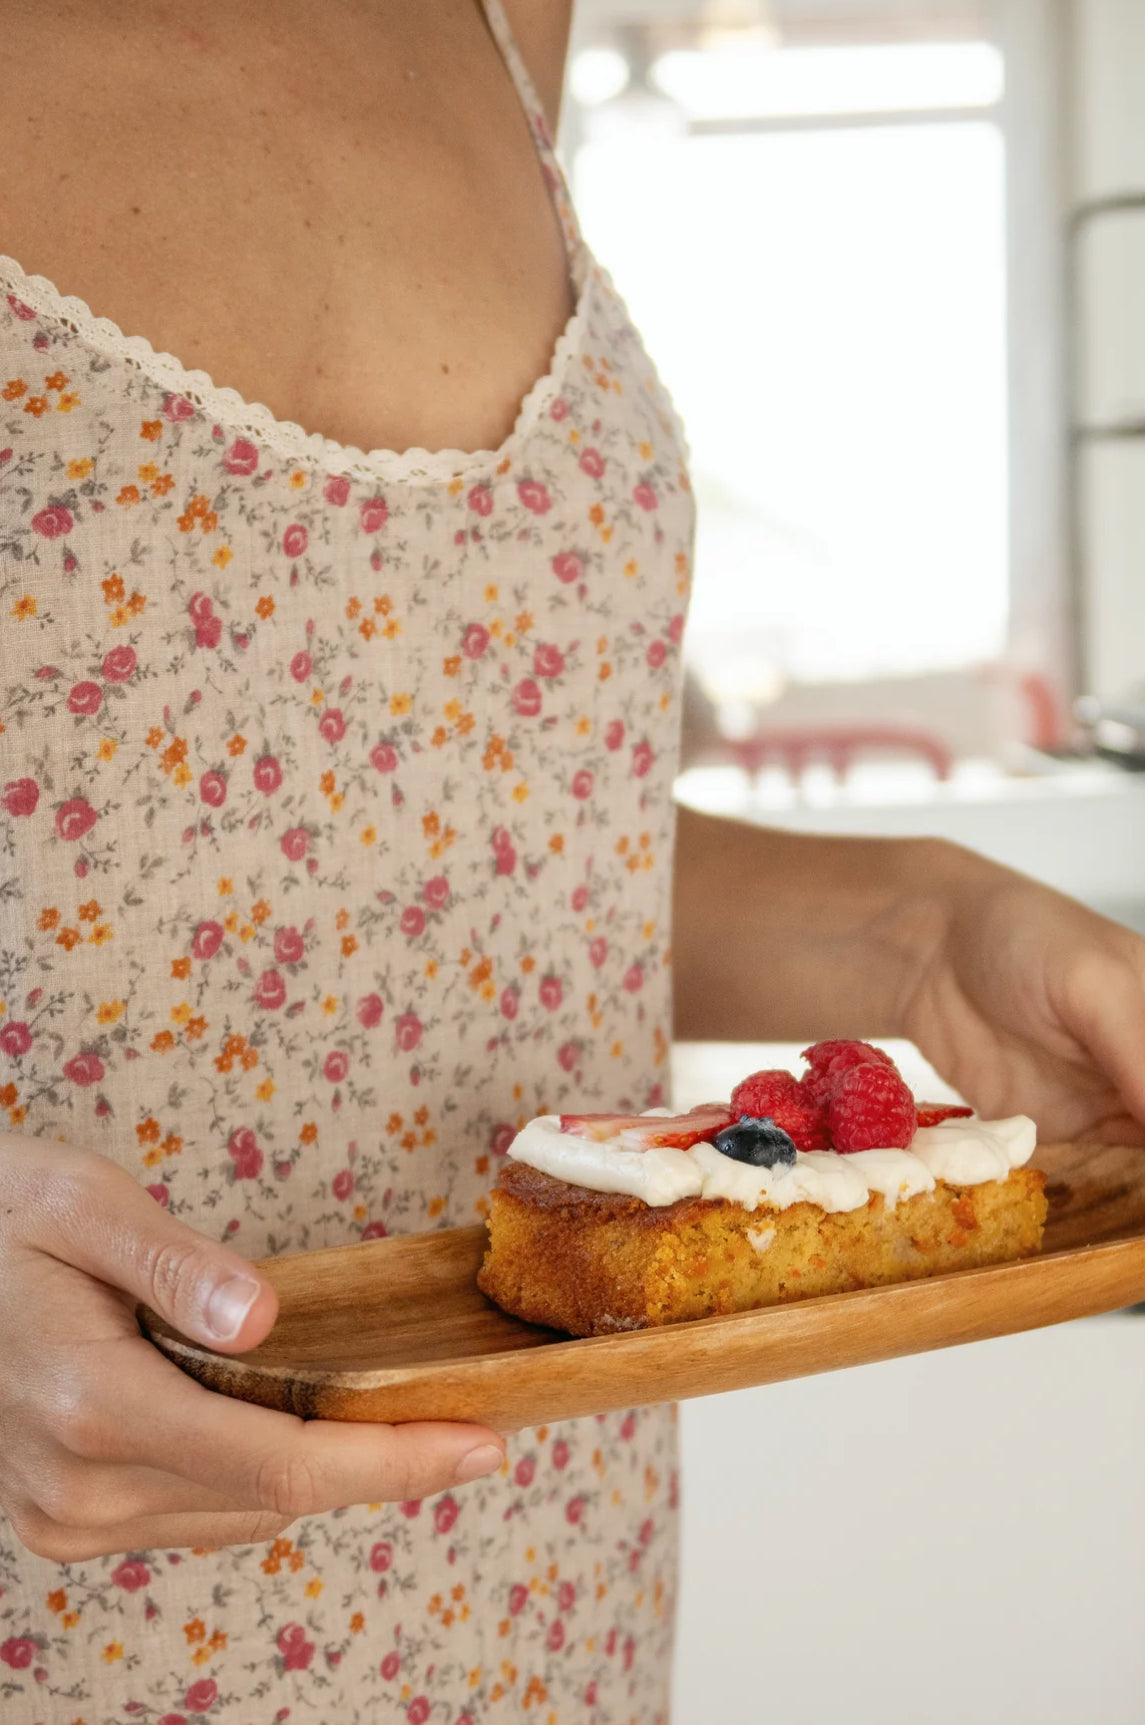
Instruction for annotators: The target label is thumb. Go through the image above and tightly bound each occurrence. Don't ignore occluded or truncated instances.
[29,1149,277,1353]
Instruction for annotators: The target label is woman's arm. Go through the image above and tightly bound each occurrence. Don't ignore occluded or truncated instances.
[672,803,1145,1145]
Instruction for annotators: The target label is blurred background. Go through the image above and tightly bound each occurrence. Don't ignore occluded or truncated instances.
[561,0,1145,937]
[553,2,1145,1718]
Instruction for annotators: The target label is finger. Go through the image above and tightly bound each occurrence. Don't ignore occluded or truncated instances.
[8,1142,277,1352]
[109,1336,506,1515]
[1063,949,1145,1129]
[23,1447,260,1529]
[11,1501,296,1564]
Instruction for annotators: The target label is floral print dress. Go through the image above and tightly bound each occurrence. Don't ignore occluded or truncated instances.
[0,5,693,1720]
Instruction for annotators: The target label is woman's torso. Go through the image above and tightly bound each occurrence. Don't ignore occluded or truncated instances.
[0,4,693,1719]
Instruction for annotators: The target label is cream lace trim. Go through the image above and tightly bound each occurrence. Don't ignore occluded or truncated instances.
[0,253,591,485]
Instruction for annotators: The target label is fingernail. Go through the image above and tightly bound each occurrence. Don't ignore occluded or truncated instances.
[453,1443,505,1484]
[205,1274,261,1342]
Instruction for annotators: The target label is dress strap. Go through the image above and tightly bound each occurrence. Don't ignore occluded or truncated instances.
[477,0,586,283]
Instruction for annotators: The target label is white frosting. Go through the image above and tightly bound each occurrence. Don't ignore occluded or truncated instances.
[506,1111,1036,1212]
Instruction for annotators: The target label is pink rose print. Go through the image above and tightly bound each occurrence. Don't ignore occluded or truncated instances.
[158,1716,189,1725]
[324,1050,350,1083]
[163,392,194,422]
[228,1127,263,1180]
[191,920,224,960]
[2,777,40,817]
[552,1438,570,1470]
[0,1638,36,1669]
[558,1040,580,1072]
[565,1494,586,1525]
[558,1579,577,1611]
[549,395,569,420]
[318,707,346,745]
[467,483,493,516]
[547,1620,566,1652]
[491,826,516,876]
[0,1022,33,1058]
[282,523,308,558]
[323,474,351,506]
[200,770,227,808]
[195,612,223,650]
[533,642,564,679]
[280,826,310,861]
[423,875,450,910]
[434,1494,459,1534]
[290,649,312,681]
[511,678,542,718]
[539,975,563,1011]
[462,623,489,660]
[499,987,519,1020]
[633,481,658,511]
[274,926,305,964]
[647,639,667,669]
[624,964,645,994]
[395,1013,422,1053]
[111,1559,151,1591]
[6,293,36,319]
[357,992,385,1028]
[223,437,259,476]
[184,1678,219,1714]
[632,740,655,777]
[361,1219,388,1241]
[254,970,286,1010]
[571,884,589,912]
[491,1124,515,1157]
[515,1456,535,1488]
[276,1623,315,1672]
[31,504,73,538]
[408,1698,430,1725]
[571,768,594,800]
[332,1169,354,1200]
[579,447,605,479]
[369,1540,394,1573]
[147,1183,170,1207]
[102,644,137,682]
[67,680,103,716]
[400,905,426,939]
[380,1651,401,1681]
[188,591,213,625]
[604,719,625,751]
[370,741,398,774]
[509,1583,528,1616]
[517,478,551,514]
[55,798,97,842]
[253,755,283,795]
[551,550,583,584]
[63,1052,104,1086]
[360,496,389,532]
[669,611,685,643]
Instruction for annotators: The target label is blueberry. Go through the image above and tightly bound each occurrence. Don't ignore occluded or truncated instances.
[712,1115,798,1168]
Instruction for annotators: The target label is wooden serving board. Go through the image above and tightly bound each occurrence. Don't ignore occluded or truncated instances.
[140,1141,1145,1430]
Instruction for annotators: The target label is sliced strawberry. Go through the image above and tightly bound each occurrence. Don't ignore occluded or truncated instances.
[558,1103,735,1150]
[915,1102,974,1128]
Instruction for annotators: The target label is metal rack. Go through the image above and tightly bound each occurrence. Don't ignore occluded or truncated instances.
[1064,191,1145,701]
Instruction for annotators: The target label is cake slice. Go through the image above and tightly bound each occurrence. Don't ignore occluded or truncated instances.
[478,1042,1047,1337]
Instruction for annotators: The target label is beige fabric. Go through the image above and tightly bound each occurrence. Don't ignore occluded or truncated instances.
[0,4,694,1718]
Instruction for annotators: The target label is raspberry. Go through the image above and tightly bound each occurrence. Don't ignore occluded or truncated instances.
[728,1069,829,1151]
[801,1039,899,1104]
[915,1102,974,1129]
[827,1063,916,1153]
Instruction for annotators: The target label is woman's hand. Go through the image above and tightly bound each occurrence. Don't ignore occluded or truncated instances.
[0,1134,507,1561]
[900,842,1145,1145]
